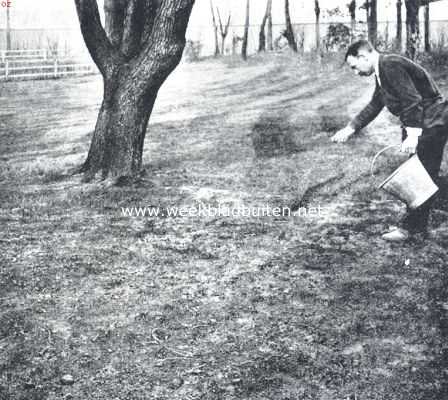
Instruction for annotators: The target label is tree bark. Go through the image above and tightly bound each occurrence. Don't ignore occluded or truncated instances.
[217,8,231,55]
[6,6,11,51]
[424,3,430,52]
[396,0,403,51]
[258,0,272,52]
[368,0,377,46]
[210,0,220,57]
[75,0,195,181]
[348,0,356,40]
[242,0,250,60]
[363,0,370,30]
[405,0,420,60]
[267,10,273,51]
[315,0,320,51]
[284,0,298,52]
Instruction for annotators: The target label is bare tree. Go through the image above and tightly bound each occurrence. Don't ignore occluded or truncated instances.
[348,0,356,40]
[424,2,430,52]
[284,0,298,52]
[405,0,420,60]
[210,0,220,57]
[6,6,11,51]
[232,33,243,55]
[217,7,231,55]
[267,3,273,51]
[360,1,377,45]
[361,0,370,28]
[242,0,250,60]
[421,0,443,52]
[368,0,377,46]
[396,0,403,51]
[315,0,321,51]
[359,0,378,46]
[75,0,195,181]
[258,0,272,52]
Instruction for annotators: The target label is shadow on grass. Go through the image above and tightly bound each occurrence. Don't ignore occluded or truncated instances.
[251,115,305,158]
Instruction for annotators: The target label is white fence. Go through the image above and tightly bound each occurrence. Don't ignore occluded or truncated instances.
[0,49,97,81]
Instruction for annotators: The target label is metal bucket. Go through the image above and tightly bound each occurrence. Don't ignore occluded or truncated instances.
[371,145,439,209]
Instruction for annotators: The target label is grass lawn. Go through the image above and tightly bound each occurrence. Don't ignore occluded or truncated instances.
[1,52,448,400]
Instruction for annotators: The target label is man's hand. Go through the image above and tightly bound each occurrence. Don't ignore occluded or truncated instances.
[330,126,356,143]
[401,135,418,154]
[401,127,421,154]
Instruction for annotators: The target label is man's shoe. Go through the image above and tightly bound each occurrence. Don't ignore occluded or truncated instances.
[381,228,410,242]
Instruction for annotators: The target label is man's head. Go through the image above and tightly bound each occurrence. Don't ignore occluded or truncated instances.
[344,40,378,77]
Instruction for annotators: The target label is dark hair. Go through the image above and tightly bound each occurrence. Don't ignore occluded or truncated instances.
[344,40,374,61]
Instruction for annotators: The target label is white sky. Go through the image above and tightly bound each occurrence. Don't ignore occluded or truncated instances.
[2,0,448,29]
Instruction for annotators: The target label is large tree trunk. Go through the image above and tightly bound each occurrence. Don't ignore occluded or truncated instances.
[82,77,157,179]
[258,0,272,52]
[368,0,377,46]
[405,0,420,60]
[75,0,195,181]
[424,3,430,52]
[6,6,11,51]
[242,0,250,60]
[396,0,403,51]
[314,0,320,51]
[284,0,298,52]
[210,0,220,57]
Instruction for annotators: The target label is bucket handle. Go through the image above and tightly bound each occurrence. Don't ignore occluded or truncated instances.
[370,144,402,176]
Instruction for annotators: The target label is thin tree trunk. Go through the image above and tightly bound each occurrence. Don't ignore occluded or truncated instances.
[217,8,231,56]
[397,0,403,51]
[424,3,430,52]
[267,11,273,51]
[232,34,239,55]
[210,0,220,57]
[368,0,377,46]
[405,0,420,60]
[284,0,298,52]
[385,20,390,48]
[364,0,370,30]
[242,0,250,60]
[315,0,320,51]
[6,6,11,51]
[348,0,356,40]
[258,0,272,52]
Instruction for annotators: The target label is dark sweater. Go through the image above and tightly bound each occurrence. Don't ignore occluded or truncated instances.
[351,54,448,132]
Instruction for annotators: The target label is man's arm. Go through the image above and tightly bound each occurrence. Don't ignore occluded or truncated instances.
[331,80,384,143]
[349,80,385,131]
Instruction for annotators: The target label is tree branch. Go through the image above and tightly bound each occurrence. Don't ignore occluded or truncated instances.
[131,0,195,91]
[74,0,115,76]
[217,7,223,36]
[210,0,217,28]
[121,0,145,59]
[224,13,231,37]
[141,0,161,47]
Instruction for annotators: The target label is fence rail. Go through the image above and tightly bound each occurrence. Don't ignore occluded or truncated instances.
[0,49,96,81]
[1,49,48,61]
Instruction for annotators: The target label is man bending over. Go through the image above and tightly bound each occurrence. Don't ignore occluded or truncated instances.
[331,40,448,241]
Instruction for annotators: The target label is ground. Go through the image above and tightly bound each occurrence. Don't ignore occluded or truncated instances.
[1,52,448,400]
